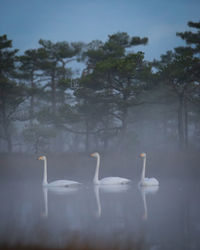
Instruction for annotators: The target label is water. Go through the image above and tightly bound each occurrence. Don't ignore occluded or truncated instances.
[0,179,200,250]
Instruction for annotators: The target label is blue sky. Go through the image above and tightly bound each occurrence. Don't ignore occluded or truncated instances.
[1,0,200,61]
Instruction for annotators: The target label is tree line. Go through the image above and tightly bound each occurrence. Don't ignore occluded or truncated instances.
[0,21,200,153]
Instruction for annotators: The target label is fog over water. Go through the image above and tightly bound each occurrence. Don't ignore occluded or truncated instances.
[0,7,200,249]
[0,151,200,250]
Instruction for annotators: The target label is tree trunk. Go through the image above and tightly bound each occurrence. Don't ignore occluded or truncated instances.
[184,98,188,148]
[121,106,128,142]
[30,73,35,124]
[121,90,129,143]
[4,123,12,153]
[102,120,110,150]
[7,133,12,153]
[1,94,13,153]
[103,135,108,150]
[178,94,185,149]
[51,73,56,114]
[85,119,90,152]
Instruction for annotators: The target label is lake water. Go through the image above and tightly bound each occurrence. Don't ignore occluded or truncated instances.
[0,179,200,250]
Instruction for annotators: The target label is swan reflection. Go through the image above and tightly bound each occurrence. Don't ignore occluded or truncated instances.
[94,186,101,218]
[42,187,48,218]
[99,184,130,193]
[94,184,130,218]
[139,185,159,220]
[41,186,80,218]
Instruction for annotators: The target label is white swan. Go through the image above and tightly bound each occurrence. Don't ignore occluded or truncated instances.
[139,153,159,186]
[90,152,131,185]
[38,156,81,187]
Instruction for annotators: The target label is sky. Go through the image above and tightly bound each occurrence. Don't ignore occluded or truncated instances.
[1,0,200,61]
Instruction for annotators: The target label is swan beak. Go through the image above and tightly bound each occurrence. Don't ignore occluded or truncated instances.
[140,153,145,157]
[90,153,94,157]
[38,156,43,160]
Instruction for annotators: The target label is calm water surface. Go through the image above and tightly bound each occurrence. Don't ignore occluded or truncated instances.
[0,179,200,249]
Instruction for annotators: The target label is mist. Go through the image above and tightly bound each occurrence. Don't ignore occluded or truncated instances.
[0,15,200,250]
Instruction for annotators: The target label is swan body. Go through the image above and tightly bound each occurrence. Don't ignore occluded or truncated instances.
[42,180,80,187]
[139,153,159,186]
[96,177,130,185]
[90,152,131,185]
[139,177,159,186]
[38,156,81,187]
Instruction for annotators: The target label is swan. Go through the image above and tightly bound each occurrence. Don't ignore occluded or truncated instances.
[139,153,159,186]
[38,156,81,187]
[90,152,131,185]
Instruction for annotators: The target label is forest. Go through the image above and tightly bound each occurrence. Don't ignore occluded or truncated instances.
[0,20,200,154]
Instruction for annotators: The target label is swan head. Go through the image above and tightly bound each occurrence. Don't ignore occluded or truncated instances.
[90,152,99,158]
[140,152,146,158]
[38,156,46,161]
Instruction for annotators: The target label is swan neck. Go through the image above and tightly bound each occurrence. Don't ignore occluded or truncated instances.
[141,156,146,181]
[43,158,48,185]
[93,155,100,184]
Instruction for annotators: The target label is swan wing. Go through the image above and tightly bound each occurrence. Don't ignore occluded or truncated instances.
[140,177,159,186]
[149,178,159,185]
[47,180,81,187]
[99,177,131,185]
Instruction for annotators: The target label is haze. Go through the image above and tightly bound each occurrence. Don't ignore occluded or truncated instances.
[0,1,200,250]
